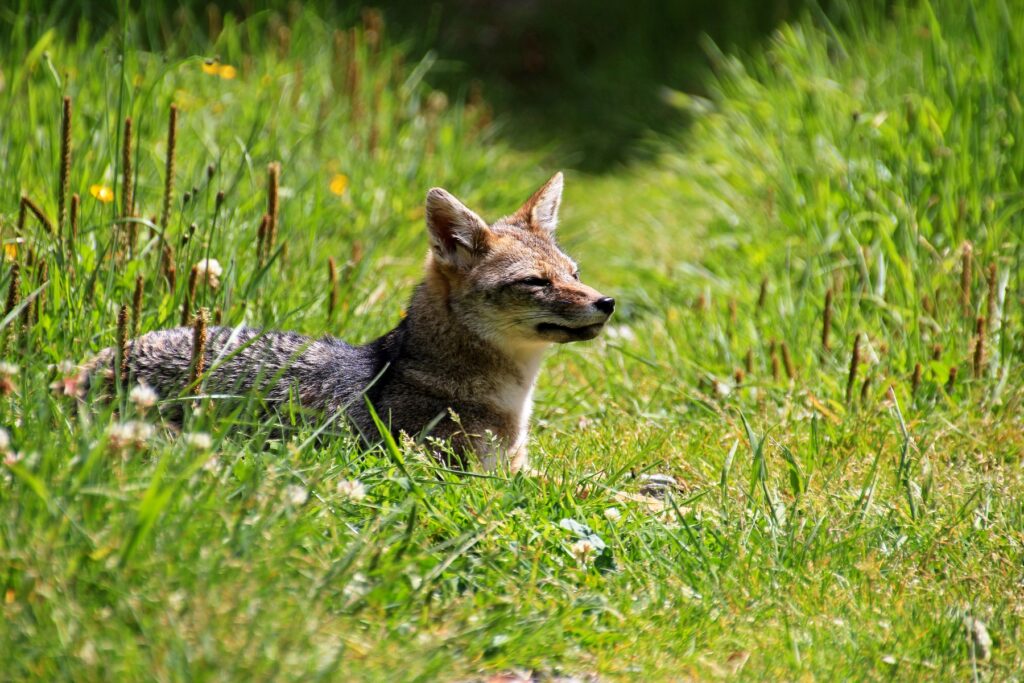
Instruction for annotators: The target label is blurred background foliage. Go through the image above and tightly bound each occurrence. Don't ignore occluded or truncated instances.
[3,0,846,171]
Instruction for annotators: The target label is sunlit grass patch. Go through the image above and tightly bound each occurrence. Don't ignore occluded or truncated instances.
[1,0,1023,680]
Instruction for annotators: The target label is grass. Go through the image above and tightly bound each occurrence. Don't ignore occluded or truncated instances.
[1,0,1022,680]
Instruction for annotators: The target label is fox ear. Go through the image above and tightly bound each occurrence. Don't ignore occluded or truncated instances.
[519,171,563,233]
[425,188,491,269]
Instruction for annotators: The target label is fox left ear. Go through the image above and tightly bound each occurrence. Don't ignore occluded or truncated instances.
[519,172,563,233]
[425,187,491,270]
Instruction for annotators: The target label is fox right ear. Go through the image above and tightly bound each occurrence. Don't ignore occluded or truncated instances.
[425,188,491,269]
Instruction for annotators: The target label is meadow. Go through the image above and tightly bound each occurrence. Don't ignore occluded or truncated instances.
[1,1,1022,680]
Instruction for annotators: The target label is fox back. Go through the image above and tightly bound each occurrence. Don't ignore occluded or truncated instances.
[85,172,614,471]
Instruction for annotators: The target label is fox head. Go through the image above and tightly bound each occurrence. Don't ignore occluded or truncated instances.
[422,172,615,352]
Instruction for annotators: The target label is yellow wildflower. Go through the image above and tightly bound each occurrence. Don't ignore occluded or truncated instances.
[3,243,16,262]
[218,64,237,80]
[329,174,349,196]
[89,184,114,203]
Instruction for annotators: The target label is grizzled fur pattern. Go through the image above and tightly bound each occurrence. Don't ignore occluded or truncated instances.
[84,173,614,471]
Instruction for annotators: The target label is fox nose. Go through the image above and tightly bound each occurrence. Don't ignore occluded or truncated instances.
[594,297,616,315]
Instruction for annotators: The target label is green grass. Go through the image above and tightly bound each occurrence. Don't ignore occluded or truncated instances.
[2,1,1023,680]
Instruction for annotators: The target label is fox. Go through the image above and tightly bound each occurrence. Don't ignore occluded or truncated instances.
[84,172,614,471]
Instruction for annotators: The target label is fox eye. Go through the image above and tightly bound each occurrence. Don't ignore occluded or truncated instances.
[518,276,551,288]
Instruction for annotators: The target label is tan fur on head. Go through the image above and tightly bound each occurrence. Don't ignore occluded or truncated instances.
[420,173,612,352]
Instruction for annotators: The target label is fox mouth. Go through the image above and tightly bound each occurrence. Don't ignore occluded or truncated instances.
[535,321,606,342]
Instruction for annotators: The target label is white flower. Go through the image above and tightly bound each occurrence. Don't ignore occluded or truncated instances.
[964,616,992,661]
[130,421,154,442]
[284,484,308,506]
[604,507,621,522]
[184,432,212,450]
[0,362,18,377]
[0,428,9,453]
[195,258,223,289]
[604,325,637,342]
[569,539,597,565]
[105,420,153,450]
[336,478,366,502]
[129,383,158,410]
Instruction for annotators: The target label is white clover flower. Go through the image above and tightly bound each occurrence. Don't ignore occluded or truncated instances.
[129,383,158,410]
[285,484,308,506]
[604,507,621,522]
[569,539,597,565]
[105,420,153,450]
[184,432,212,450]
[336,478,367,502]
[105,422,135,449]
[0,362,18,377]
[195,258,223,289]
[130,421,154,443]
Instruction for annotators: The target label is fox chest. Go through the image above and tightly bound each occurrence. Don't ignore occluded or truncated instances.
[489,380,535,444]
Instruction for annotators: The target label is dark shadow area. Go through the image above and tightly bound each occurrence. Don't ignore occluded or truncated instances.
[4,0,812,171]
[382,0,812,171]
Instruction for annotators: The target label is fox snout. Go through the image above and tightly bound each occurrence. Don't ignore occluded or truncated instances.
[533,285,615,343]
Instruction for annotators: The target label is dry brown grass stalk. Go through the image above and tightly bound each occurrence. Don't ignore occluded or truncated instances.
[132,275,144,337]
[182,265,199,326]
[945,366,958,393]
[161,243,176,291]
[70,193,80,245]
[346,28,362,120]
[161,105,178,229]
[58,96,72,236]
[973,315,986,378]
[5,263,20,319]
[328,256,339,320]
[780,341,795,380]
[267,163,280,250]
[257,214,270,268]
[116,304,130,386]
[189,307,209,386]
[860,375,872,403]
[20,196,53,235]
[121,117,134,220]
[845,334,861,404]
